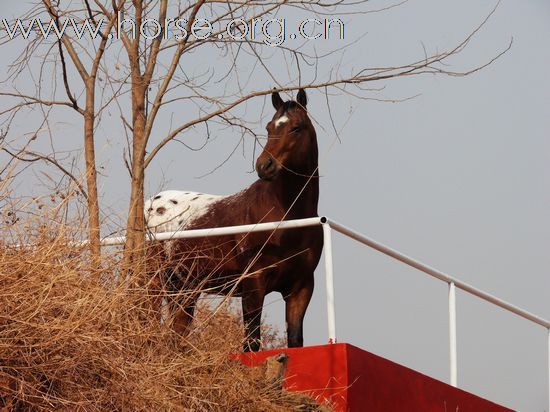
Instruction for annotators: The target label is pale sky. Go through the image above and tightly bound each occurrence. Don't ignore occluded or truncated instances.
[1,1,549,410]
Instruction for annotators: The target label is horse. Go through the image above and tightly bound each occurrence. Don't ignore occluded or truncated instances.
[145,89,323,351]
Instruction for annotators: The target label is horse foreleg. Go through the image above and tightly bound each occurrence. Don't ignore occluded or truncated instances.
[285,277,314,348]
[241,277,266,352]
[171,297,197,338]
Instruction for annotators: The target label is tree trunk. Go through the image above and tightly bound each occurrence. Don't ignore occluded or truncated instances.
[122,81,148,275]
[83,77,101,271]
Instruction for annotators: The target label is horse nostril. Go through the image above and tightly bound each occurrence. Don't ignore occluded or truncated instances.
[263,157,274,171]
[156,206,166,215]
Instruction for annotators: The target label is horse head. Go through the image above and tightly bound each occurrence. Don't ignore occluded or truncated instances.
[256,89,317,180]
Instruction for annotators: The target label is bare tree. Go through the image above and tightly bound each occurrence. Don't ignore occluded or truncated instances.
[0,0,508,271]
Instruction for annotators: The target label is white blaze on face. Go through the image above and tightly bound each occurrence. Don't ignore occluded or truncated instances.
[274,115,289,128]
[144,190,225,233]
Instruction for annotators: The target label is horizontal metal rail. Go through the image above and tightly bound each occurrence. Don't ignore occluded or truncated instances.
[97,216,324,246]
[96,215,549,328]
[325,218,550,329]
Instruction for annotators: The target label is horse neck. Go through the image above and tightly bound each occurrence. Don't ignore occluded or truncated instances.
[276,131,320,217]
[272,163,320,218]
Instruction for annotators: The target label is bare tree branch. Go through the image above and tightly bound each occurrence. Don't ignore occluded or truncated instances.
[2,148,88,200]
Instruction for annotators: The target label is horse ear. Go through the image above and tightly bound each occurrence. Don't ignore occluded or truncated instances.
[272,91,283,110]
[297,88,307,107]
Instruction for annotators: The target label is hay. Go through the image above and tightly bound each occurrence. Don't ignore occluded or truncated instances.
[0,204,327,411]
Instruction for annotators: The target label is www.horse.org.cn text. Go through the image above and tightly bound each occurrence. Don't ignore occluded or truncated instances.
[2,14,346,47]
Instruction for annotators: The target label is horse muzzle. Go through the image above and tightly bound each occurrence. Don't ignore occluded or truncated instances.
[256,156,279,180]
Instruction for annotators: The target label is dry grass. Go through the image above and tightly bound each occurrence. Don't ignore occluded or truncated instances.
[0,197,326,411]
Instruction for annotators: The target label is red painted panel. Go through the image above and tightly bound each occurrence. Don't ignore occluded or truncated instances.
[236,343,512,411]
[344,343,512,411]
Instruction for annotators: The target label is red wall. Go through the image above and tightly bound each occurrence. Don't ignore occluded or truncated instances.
[238,343,512,411]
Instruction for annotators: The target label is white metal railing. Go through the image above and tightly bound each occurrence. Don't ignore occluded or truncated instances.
[97,216,549,409]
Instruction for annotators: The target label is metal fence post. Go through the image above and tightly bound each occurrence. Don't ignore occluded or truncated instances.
[449,281,458,387]
[322,221,337,344]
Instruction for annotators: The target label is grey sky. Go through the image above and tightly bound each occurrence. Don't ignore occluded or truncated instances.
[1,0,549,410]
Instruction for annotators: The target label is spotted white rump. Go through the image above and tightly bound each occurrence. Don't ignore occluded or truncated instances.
[145,190,225,233]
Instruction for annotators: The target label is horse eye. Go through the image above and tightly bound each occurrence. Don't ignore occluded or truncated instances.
[291,126,301,134]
